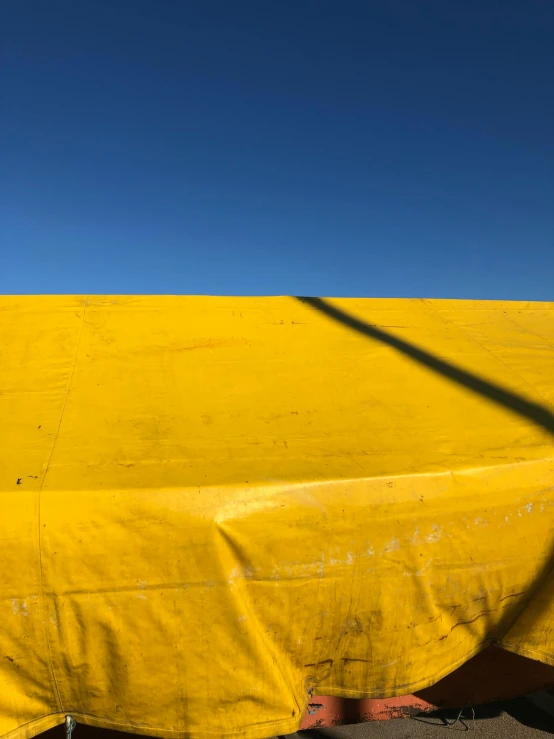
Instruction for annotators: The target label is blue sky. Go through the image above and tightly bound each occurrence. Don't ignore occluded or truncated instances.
[2,0,553,298]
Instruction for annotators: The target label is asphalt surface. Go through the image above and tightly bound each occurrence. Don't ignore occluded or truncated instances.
[280,699,554,739]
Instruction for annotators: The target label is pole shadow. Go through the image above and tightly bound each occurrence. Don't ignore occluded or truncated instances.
[295,296,554,645]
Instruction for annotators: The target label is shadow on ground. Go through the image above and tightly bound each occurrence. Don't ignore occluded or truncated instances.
[294,698,554,737]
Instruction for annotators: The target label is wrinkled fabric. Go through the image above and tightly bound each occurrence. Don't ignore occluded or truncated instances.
[1,296,553,739]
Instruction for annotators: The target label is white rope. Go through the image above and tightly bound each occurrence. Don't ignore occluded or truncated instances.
[65,716,76,739]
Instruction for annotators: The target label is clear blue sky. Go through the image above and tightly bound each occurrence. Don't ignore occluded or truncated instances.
[2,0,553,298]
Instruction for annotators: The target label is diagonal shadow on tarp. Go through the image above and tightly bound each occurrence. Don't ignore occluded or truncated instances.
[294,296,554,648]
[295,296,554,435]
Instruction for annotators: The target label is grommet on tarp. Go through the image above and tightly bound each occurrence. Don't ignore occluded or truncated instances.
[65,716,76,739]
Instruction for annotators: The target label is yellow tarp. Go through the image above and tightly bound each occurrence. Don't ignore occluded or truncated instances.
[1,295,554,739]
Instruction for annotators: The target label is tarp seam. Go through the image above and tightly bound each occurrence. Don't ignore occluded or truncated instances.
[36,296,88,714]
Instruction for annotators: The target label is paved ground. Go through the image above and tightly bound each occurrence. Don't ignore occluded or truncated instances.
[280,699,554,738]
